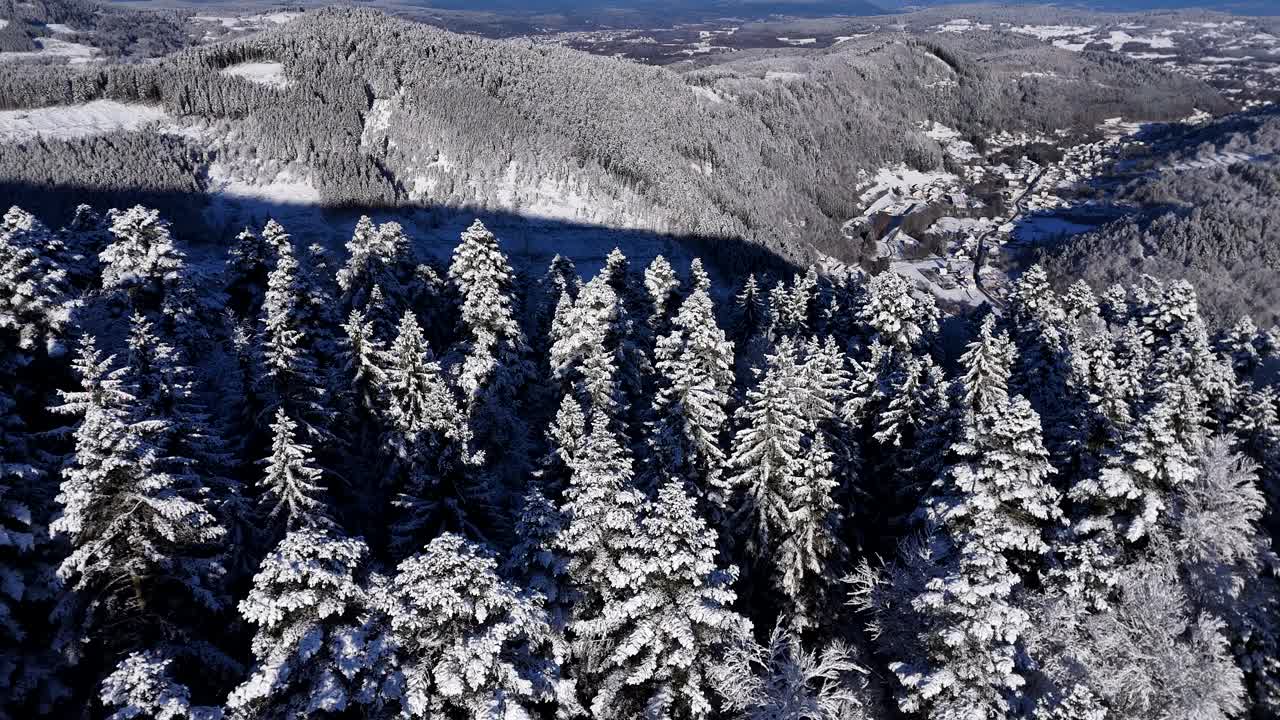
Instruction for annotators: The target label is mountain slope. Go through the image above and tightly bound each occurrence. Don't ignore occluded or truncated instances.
[0,7,1228,268]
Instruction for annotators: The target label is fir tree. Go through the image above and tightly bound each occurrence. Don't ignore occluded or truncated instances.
[652,265,734,503]
[379,310,474,551]
[100,206,186,309]
[224,227,270,320]
[336,217,416,320]
[100,650,222,720]
[720,623,870,720]
[258,409,331,536]
[574,482,751,719]
[858,272,938,352]
[881,316,1061,719]
[0,207,71,355]
[226,529,374,719]
[378,533,561,718]
[259,221,334,445]
[51,339,227,669]
[776,435,845,632]
[726,341,808,555]
[643,254,680,337]
[448,219,529,400]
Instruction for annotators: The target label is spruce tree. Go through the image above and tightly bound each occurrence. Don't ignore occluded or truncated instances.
[100,206,185,310]
[573,481,751,719]
[651,263,734,502]
[227,529,375,719]
[258,409,331,536]
[378,533,560,718]
[884,316,1061,719]
[0,207,71,355]
[51,339,227,671]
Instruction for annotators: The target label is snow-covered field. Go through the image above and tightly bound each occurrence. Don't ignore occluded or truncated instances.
[922,122,979,162]
[934,19,992,34]
[219,62,290,89]
[858,165,958,216]
[0,36,99,64]
[0,101,169,142]
[776,37,817,46]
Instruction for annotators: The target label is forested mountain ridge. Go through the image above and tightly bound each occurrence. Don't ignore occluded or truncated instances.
[0,6,1227,269]
[1,201,1278,719]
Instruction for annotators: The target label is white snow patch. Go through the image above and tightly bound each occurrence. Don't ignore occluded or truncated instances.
[922,122,978,161]
[206,163,320,205]
[929,216,995,234]
[690,85,724,103]
[1099,30,1175,51]
[934,19,991,34]
[0,101,169,142]
[0,36,99,64]
[45,23,78,34]
[1010,25,1095,40]
[219,61,290,88]
[776,37,817,46]
[834,34,869,44]
[361,93,401,149]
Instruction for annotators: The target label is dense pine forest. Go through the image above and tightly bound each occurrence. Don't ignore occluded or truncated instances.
[1,202,1278,720]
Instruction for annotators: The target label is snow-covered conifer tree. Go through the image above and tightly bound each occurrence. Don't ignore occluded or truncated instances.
[51,338,227,664]
[379,310,474,551]
[227,529,375,719]
[881,316,1061,719]
[100,206,186,308]
[549,276,634,425]
[505,488,572,633]
[259,221,334,444]
[858,272,938,352]
[337,217,416,320]
[101,650,222,720]
[777,435,845,631]
[651,264,734,502]
[378,533,560,718]
[642,254,680,336]
[573,481,751,719]
[0,207,71,355]
[225,227,270,320]
[1171,439,1280,713]
[725,341,808,555]
[720,623,870,720]
[448,219,529,400]
[733,273,767,342]
[557,415,646,614]
[258,409,331,535]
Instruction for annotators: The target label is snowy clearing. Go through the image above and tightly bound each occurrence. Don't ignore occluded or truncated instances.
[689,86,724,103]
[1010,25,1095,41]
[0,36,99,64]
[934,19,991,34]
[776,37,817,46]
[0,101,169,142]
[1099,30,1176,51]
[219,61,290,89]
